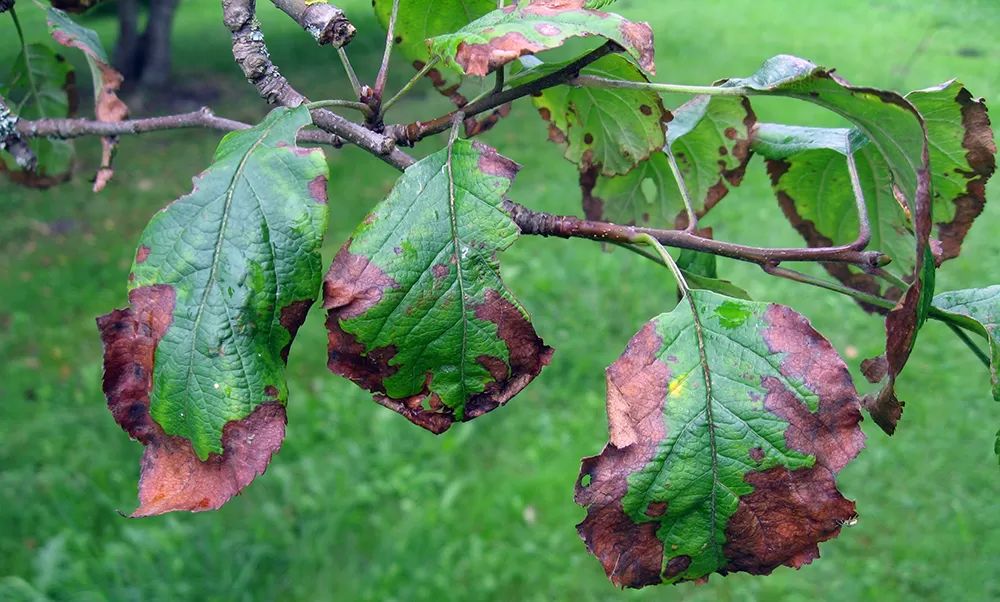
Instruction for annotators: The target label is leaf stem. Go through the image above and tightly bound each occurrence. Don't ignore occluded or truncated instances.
[305,99,373,117]
[664,145,698,232]
[634,233,690,297]
[373,0,400,98]
[571,75,748,97]
[337,46,362,99]
[380,57,439,115]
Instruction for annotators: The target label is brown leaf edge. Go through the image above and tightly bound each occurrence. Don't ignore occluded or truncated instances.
[49,20,130,192]
[324,144,553,434]
[934,85,996,262]
[575,304,865,587]
[97,285,289,517]
[453,0,655,77]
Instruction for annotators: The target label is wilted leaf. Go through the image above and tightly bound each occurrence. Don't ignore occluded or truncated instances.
[0,43,76,187]
[325,139,552,433]
[582,95,754,227]
[577,291,864,586]
[531,54,668,176]
[47,7,129,191]
[907,81,996,261]
[933,286,1000,401]
[724,55,934,435]
[428,0,655,77]
[373,0,496,100]
[98,101,329,507]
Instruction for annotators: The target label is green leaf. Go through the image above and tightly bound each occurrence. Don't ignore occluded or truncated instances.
[677,250,752,300]
[47,6,128,191]
[906,81,996,261]
[577,291,864,586]
[325,139,552,433]
[373,0,496,98]
[724,55,934,435]
[0,43,76,186]
[101,106,329,465]
[427,0,655,77]
[933,286,1000,401]
[582,95,754,227]
[532,54,668,176]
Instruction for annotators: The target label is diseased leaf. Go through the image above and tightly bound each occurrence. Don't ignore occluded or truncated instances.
[324,139,552,433]
[582,95,754,227]
[907,81,996,261]
[428,0,655,78]
[754,124,914,303]
[577,291,864,587]
[724,55,934,435]
[0,43,76,187]
[532,54,668,176]
[373,0,496,100]
[933,286,1000,401]
[99,102,329,498]
[47,6,129,191]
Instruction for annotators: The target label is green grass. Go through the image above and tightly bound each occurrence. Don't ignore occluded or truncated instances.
[1,0,999,600]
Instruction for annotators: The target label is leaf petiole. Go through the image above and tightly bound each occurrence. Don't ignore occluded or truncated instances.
[634,233,690,297]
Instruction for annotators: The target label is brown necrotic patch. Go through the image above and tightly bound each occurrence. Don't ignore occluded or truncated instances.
[135,245,151,264]
[721,304,865,574]
[97,285,286,516]
[308,175,328,204]
[575,321,670,588]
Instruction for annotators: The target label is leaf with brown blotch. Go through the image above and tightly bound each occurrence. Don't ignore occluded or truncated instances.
[907,81,996,262]
[47,7,129,192]
[428,0,655,78]
[581,95,755,228]
[97,286,286,517]
[529,54,669,177]
[725,55,936,435]
[325,139,552,433]
[576,291,864,586]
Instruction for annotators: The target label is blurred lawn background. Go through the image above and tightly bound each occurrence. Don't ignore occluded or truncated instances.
[1,0,999,600]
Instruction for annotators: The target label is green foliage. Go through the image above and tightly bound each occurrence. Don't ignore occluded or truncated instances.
[1,43,74,183]
[372,0,495,96]
[529,54,667,176]
[126,106,328,459]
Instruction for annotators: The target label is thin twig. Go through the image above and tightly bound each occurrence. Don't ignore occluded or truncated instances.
[946,324,992,368]
[269,0,355,47]
[373,0,400,99]
[506,201,888,268]
[305,99,373,117]
[17,108,344,146]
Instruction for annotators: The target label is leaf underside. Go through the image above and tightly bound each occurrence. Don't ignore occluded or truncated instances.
[97,106,329,515]
[325,139,552,433]
[577,291,864,587]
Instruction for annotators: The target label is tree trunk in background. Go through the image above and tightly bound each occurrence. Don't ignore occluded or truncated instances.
[113,0,142,82]
[138,0,179,88]
[113,0,180,90]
